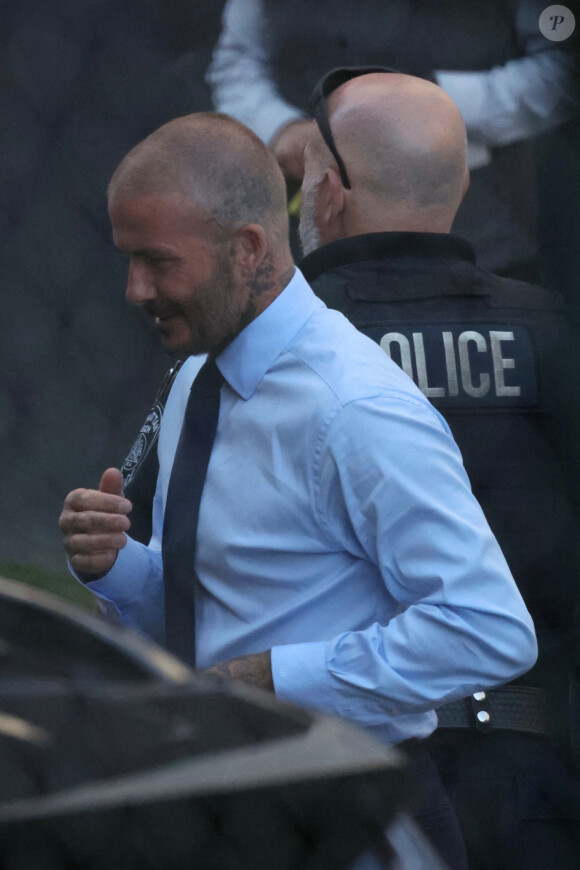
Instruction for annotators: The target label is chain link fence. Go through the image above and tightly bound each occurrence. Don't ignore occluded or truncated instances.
[1,0,225,571]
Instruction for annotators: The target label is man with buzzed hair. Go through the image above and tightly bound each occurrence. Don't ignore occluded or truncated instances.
[60,110,537,869]
[113,113,294,545]
[108,113,290,248]
[299,69,580,869]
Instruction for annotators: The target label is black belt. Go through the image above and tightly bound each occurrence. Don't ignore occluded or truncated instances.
[436,685,549,736]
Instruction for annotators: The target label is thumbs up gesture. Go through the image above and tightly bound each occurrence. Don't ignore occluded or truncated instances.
[59,468,132,579]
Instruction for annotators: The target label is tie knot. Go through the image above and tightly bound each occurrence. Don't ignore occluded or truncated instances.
[191,357,225,395]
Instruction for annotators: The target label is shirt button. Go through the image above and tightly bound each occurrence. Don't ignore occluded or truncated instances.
[477,710,491,724]
[473,691,486,701]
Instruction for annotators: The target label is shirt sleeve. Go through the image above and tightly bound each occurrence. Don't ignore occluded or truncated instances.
[206,0,307,144]
[271,395,538,730]
[436,50,576,150]
[71,527,165,646]
[435,0,577,152]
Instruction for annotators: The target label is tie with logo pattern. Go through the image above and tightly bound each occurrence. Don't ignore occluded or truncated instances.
[162,357,224,664]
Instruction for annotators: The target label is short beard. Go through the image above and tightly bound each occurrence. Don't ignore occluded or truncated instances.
[298,184,322,257]
[177,243,257,359]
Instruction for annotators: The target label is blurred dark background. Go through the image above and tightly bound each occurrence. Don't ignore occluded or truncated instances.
[0,0,226,578]
[0,0,578,587]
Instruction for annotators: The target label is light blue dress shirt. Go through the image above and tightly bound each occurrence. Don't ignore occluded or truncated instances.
[86,269,537,745]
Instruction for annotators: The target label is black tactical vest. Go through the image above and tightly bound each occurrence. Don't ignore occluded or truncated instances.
[265,0,521,111]
[302,232,580,676]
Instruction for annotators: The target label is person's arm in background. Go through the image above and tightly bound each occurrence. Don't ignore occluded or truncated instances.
[207,0,305,145]
[206,0,312,179]
[208,0,577,172]
[435,0,578,166]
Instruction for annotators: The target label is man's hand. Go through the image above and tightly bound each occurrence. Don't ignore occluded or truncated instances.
[270,120,315,181]
[202,650,274,692]
[59,467,132,580]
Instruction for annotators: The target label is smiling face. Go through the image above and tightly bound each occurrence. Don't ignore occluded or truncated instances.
[109,192,260,358]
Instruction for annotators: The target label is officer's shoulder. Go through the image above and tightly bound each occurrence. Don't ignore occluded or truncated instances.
[475,269,567,315]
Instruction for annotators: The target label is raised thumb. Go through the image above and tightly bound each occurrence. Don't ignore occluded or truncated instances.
[98,467,125,497]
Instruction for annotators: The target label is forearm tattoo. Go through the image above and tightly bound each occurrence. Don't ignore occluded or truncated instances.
[202,650,274,692]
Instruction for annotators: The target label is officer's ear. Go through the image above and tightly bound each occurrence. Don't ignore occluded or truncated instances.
[460,167,470,201]
[318,165,346,237]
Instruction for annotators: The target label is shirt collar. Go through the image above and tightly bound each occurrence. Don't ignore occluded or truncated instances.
[299,232,476,283]
[216,267,322,400]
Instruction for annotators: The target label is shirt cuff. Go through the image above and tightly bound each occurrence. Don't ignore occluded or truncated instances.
[69,538,165,644]
[271,640,436,745]
[70,537,147,601]
[271,640,333,712]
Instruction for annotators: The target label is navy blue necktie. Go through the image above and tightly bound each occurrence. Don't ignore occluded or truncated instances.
[162,357,224,664]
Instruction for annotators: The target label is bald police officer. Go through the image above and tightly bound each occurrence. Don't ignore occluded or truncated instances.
[299,68,580,870]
